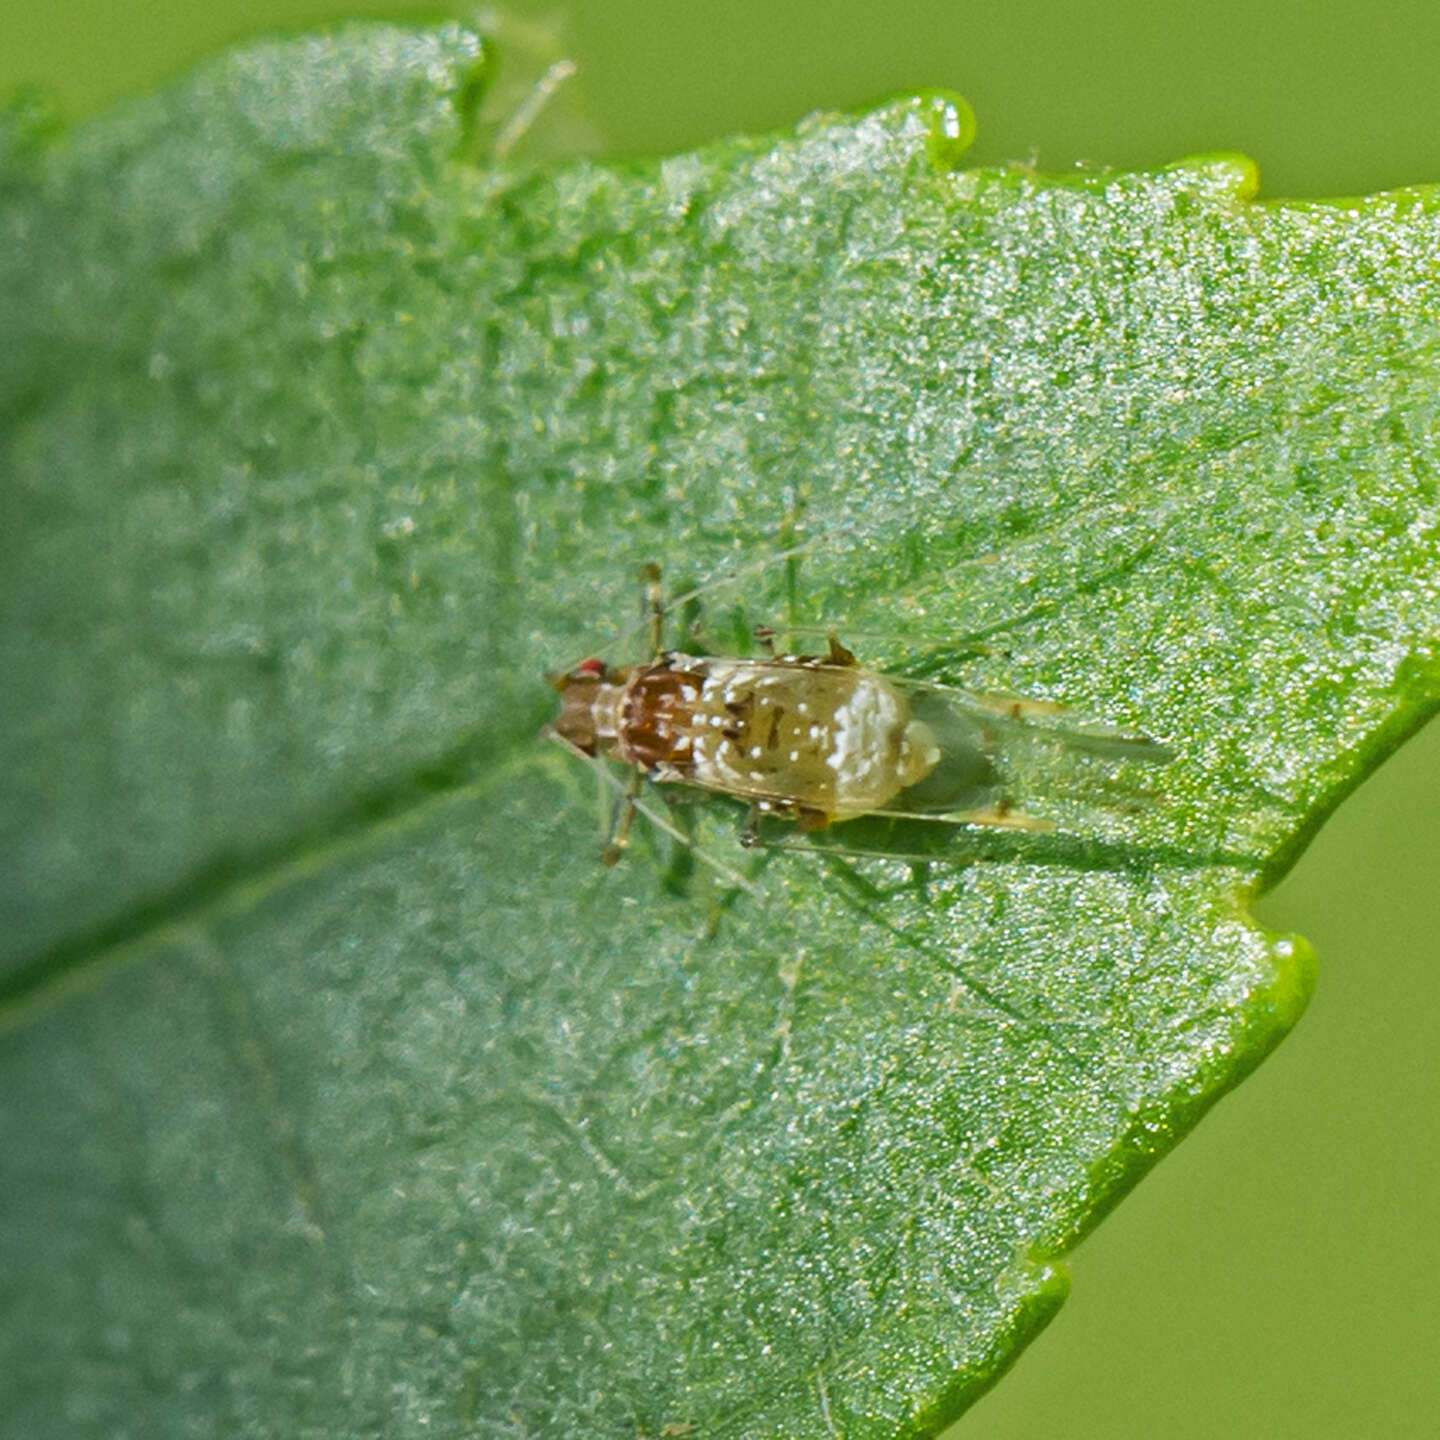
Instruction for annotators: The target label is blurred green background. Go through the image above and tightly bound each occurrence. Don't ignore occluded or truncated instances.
[5,3,1438,1436]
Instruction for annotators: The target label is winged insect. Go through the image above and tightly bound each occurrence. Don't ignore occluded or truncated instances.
[544,543,1173,877]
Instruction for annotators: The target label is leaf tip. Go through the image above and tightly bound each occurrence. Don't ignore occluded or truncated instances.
[917,90,978,171]
[1260,930,1318,1031]
[1164,150,1261,202]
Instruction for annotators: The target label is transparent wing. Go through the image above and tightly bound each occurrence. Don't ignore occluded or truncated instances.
[885,671,1173,832]
[892,673,1174,765]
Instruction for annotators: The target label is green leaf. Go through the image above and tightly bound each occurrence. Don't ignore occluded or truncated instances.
[3,21,1437,1438]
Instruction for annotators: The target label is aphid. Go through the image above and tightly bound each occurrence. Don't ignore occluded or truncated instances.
[545,559,1172,875]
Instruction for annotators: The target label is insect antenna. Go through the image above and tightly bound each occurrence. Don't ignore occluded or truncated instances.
[659,526,852,626]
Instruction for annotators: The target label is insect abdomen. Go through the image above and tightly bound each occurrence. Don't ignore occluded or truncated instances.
[675,658,940,820]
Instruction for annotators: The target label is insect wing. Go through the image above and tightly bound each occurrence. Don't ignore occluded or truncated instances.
[890,674,1173,762]
[876,672,1173,827]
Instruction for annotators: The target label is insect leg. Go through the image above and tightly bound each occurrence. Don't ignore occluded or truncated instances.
[641,562,665,658]
[573,527,851,673]
[545,728,763,897]
[492,57,578,160]
[601,767,644,867]
[938,803,1054,832]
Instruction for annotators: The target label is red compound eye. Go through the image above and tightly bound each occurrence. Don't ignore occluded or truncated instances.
[575,657,606,678]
